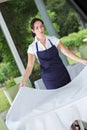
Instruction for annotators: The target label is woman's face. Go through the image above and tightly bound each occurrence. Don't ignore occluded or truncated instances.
[32,21,45,38]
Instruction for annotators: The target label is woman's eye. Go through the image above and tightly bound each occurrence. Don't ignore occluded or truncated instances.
[36,27,38,29]
[35,25,44,30]
[41,25,44,28]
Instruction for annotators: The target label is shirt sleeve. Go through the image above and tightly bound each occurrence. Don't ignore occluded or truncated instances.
[27,44,34,55]
[51,36,60,47]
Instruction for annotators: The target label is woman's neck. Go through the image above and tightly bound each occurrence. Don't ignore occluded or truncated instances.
[37,35,46,48]
[37,35,46,44]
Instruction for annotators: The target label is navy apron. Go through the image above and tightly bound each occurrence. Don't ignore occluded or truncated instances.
[36,39,71,89]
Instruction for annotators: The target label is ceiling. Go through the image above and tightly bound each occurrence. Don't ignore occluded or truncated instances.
[0,0,9,3]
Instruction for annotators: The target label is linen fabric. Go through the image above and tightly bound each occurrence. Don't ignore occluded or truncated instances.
[6,66,87,130]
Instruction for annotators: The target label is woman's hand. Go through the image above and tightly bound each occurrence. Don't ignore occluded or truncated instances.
[81,59,87,65]
[19,53,35,89]
[19,81,26,88]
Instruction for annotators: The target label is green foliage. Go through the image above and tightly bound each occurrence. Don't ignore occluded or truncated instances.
[46,0,80,37]
[0,62,19,84]
[0,73,6,83]
[5,79,16,89]
[47,10,60,34]
[61,29,87,47]
[0,63,9,83]
[0,30,20,77]
[0,0,38,67]
[0,88,10,112]
[62,11,80,36]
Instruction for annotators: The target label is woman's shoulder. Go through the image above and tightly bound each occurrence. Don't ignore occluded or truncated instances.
[46,35,60,46]
[27,39,37,53]
[27,40,36,54]
[46,35,59,40]
[29,39,36,48]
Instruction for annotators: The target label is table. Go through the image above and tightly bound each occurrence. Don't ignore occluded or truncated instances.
[6,66,87,130]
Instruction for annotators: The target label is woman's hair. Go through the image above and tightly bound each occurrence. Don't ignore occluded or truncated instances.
[30,18,44,37]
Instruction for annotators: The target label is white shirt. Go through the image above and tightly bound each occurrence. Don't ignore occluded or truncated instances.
[27,35,60,60]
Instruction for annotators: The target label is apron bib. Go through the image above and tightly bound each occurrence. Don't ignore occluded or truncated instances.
[36,39,71,89]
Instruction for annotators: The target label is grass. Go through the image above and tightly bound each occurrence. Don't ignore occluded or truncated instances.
[0,87,10,113]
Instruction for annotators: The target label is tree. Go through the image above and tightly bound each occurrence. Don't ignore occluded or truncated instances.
[0,0,38,66]
[0,0,38,82]
[46,0,80,37]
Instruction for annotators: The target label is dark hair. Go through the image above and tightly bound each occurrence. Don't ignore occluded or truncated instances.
[30,18,44,37]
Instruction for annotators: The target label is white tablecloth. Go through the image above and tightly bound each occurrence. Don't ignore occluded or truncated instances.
[6,66,87,130]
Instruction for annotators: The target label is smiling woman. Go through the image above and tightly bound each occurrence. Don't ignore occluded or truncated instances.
[19,18,87,90]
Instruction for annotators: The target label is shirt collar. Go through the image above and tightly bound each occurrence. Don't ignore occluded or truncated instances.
[35,36,37,42]
[35,35,47,43]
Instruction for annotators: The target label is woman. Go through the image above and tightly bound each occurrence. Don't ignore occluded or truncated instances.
[20,18,87,89]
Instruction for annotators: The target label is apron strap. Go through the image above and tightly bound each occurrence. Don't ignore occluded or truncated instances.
[36,42,38,51]
[48,39,54,46]
[36,39,53,52]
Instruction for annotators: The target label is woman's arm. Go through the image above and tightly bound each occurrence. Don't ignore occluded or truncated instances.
[19,53,35,87]
[58,41,87,65]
